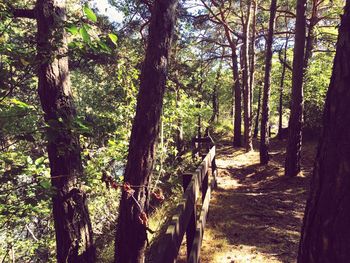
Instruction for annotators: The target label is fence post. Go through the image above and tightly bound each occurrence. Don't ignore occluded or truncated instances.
[182,173,196,259]
[211,147,218,188]
[202,167,208,203]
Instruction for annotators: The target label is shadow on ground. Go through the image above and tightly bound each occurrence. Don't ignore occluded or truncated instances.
[199,138,317,263]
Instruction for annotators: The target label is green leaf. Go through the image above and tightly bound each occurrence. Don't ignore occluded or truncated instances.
[108,33,118,46]
[83,5,97,22]
[11,98,30,108]
[27,156,33,164]
[80,25,91,43]
[40,180,51,189]
[34,157,45,166]
[98,41,111,52]
[67,25,79,35]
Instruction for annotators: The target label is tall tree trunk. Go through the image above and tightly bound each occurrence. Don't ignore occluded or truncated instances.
[217,8,242,147]
[232,51,242,147]
[212,79,219,123]
[35,1,95,262]
[242,0,253,151]
[197,79,203,138]
[249,0,257,118]
[260,0,277,164]
[284,0,306,177]
[211,57,223,124]
[278,36,289,139]
[253,83,262,138]
[298,2,350,261]
[303,0,319,72]
[114,1,178,262]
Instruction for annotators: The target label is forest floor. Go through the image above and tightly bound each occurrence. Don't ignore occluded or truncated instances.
[195,137,317,263]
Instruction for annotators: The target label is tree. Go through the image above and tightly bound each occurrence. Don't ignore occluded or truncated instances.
[10,1,96,262]
[200,0,243,147]
[253,83,262,138]
[260,0,277,164]
[210,53,224,124]
[242,0,253,151]
[298,1,350,260]
[249,0,257,120]
[277,34,290,139]
[284,0,306,177]
[114,0,178,262]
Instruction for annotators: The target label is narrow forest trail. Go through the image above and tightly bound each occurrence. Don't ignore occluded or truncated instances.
[198,139,317,263]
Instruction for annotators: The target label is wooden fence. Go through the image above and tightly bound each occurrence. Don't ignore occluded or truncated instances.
[155,145,217,263]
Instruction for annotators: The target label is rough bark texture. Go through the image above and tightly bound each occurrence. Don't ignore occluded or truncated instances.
[298,2,350,261]
[260,0,277,164]
[242,0,253,151]
[253,83,262,138]
[36,0,95,262]
[114,1,178,262]
[284,0,306,177]
[278,36,289,139]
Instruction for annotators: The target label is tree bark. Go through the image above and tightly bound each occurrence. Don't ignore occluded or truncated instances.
[216,7,242,147]
[242,0,253,151]
[114,0,178,262]
[303,0,319,72]
[249,0,257,119]
[232,51,243,147]
[253,83,262,138]
[278,36,289,139]
[260,0,277,165]
[211,57,223,124]
[298,2,350,261]
[35,0,95,262]
[284,0,306,177]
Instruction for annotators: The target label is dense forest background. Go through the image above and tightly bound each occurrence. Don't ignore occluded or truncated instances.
[0,0,346,262]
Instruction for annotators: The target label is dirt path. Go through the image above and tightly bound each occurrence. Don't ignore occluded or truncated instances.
[199,139,316,263]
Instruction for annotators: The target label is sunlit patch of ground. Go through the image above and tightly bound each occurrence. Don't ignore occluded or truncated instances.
[198,138,317,263]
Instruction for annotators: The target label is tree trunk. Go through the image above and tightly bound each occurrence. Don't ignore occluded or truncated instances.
[197,79,203,138]
[284,0,306,177]
[114,1,178,262]
[303,0,319,72]
[242,0,253,151]
[212,79,219,123]
[211,58,223,124]
[278,36,289,139]
[253,83,262,138]
[216,6,242,147]
[249,0,257,118]
[260,0,277,165]
[35,1,95,262]
[232,51,242,147]
[298,2,350,261]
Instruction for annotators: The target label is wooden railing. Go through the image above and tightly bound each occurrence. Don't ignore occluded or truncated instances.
[155,145,217,263]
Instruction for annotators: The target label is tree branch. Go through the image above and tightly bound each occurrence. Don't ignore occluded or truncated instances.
[278,49,292,71]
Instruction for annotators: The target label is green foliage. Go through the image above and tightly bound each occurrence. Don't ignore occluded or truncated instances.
[108,33,118,46]
[303,52,334,130]
[80,24,91,42]
[83,4,97,22]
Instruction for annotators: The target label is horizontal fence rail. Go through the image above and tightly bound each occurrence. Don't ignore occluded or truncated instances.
[155,145,217,263]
